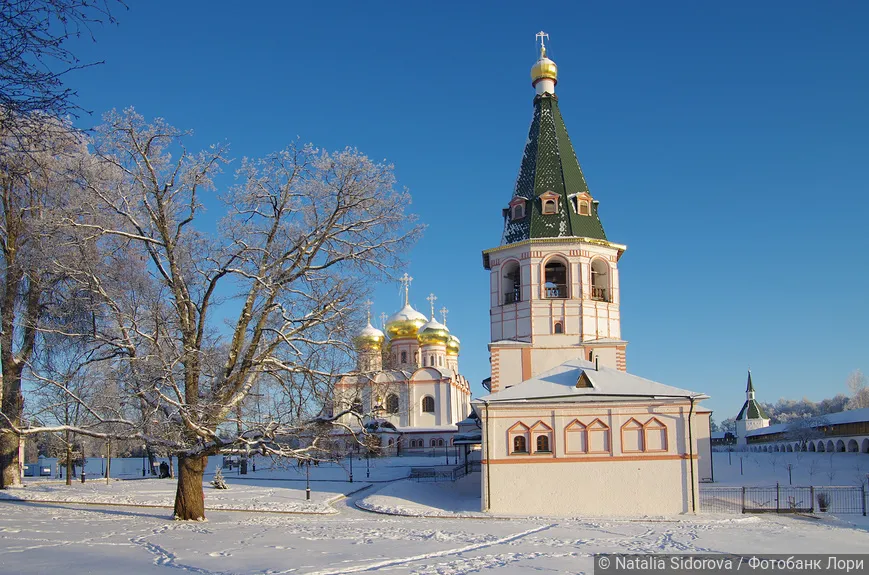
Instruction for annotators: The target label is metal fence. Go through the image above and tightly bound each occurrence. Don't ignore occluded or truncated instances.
[700,485,867,515]
[409,462,480,482]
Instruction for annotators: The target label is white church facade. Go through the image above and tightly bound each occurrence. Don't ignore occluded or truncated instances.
[474,34,712,516]
[333,282,472,451]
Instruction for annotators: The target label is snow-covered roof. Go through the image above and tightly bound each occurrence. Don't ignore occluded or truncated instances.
[453,429,482,444]
[394,425,458,433]
[711,432,727,439]
[746,407,869,438]
[474,358,707,403]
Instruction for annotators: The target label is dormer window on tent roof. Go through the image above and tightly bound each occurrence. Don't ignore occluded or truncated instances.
[509,197,526,221]
[569,192,592,216]
[540,191,559,215]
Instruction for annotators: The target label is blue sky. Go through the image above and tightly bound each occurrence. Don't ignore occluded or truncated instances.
[65,1,868,420]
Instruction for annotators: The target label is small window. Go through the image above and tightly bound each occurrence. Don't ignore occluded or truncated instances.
[422,396,435,413]
[351,399,363,414]
[554,321,564,334]
[400,351,407,364]
[386,394,399,414]
[512,204,524,220]
[542,199,557,214]
[579,201,590,216]
[536,435,550,452]
[513,436,527,453]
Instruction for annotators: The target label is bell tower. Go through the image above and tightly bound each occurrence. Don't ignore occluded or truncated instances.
[483,33,628,394]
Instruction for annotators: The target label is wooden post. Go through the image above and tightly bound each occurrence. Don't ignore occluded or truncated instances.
[776,482,780,512]
[810,486,815,513]
[105,439,111,485]
[741,486,746,514]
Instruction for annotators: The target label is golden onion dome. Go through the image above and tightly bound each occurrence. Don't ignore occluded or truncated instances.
[418,318,450,347]
[354,322,385,351]
[446,334,461,356]
[531,46,558,87]
[385,304,428,339]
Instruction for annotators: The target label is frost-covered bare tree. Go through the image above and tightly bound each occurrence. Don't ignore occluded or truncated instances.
[845,369,869,410]
[0,114,93,487]
[49,108,420,520]
[785,415,829,452]
[0,0,124,143]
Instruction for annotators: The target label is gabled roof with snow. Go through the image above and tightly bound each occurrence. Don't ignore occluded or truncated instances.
[746,407,869,438]
[474,358,706,404]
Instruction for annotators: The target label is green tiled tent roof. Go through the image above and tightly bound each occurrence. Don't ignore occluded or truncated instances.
[736,399,768,421]
[502,93,607,245]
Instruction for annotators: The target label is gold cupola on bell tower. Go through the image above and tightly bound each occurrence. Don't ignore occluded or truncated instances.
[530,30,558,95]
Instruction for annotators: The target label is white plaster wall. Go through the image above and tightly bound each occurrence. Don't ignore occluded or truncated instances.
[482,458,694,515]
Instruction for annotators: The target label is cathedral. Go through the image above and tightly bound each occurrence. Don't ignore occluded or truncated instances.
[334,277,473,451]
[473,34,713,516]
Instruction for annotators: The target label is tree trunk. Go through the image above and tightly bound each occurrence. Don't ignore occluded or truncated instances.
[146,445,156,475]
[65,442,72,486]
[0,366,22,488]
[173,454,207,520]
[0,431,20,488]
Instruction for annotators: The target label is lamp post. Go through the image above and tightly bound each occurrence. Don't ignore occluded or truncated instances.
[305,460,311,501]
[349,453,353,483]
[142,444,146,477]
[366,450,370,479]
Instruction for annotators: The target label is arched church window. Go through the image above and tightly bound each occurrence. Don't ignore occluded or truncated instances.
[512,204,524,220]
[579,200,590,215]
[588,350,594,361]
[508,422,530,454]
[386,394,399,414]
[438,355,443,367]
[554,321,564,334]
[422,396,435,413]
[502,261,521,304]
[531,421,553,454]
[542,199,557,214]
[400,351,407,364]
[544,259,568,299]
[591,259,610,302]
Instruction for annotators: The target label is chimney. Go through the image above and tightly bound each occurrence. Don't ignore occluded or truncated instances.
[595,355,599,370]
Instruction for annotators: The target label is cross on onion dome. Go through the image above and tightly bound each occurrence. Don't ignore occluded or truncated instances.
[399,273,413,306]
[426,293,437,320]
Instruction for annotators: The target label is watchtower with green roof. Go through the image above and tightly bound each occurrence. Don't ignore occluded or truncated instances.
[483,33,628,394]
[735,370,770,445]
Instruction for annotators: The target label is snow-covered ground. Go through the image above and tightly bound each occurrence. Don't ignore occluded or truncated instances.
[358,474,485,518]
[0,475,362,514]
[3,452,869,573]
[712,451,869,486]
[1,494,868,574]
